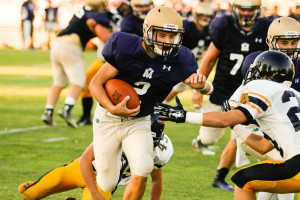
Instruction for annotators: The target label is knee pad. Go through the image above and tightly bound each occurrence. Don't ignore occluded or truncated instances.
[97,174,118,193]
[131,153,153,177]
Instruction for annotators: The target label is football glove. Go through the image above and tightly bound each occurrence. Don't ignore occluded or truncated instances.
[221,100,231,112]
[154,96,187,123]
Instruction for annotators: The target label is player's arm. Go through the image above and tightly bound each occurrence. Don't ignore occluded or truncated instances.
[154,96,247,126]
[233,125,274,155]
[79,143,106,200]
[89,62,140,116]
[198,42,221,77]
[150,168,163,200]
[86,19,111,42]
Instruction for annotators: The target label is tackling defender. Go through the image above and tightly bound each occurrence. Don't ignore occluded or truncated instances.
[155,50,300,200]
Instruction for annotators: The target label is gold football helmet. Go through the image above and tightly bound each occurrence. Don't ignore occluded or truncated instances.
[192,2,214,27]
[143,6,184,57]
[267,17,300,60]
[131,0,153,20]
[232,0,261,27]
[86,0,107,12]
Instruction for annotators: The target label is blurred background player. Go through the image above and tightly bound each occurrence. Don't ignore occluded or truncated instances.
[44,0,59,49]
[164,1,214,113]
[41,0,111,128]
[21,0,36,50]
[191,0,271,190]
[19,114,173,200]
[77,2,123,126]
[120,0,153,36]
[212,16,300,194]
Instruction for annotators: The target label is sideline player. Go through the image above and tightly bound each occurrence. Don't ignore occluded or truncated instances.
[89,6,212,200]
[154,50,300,200]
[191,0,271,190]
[19,114,173,200]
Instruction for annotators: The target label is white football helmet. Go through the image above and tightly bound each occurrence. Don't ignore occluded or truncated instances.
[143,6,184,57]
[192,2,214,27]
[232,0,261,27]
[131,0,153,20]
[267,17,300,61]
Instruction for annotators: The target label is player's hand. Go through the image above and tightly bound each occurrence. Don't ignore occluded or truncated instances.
[110,96,140,117]
[221,100,231,112]
[154,96,186,123]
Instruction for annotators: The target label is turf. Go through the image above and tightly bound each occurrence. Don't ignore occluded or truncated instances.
[0,49,296,200]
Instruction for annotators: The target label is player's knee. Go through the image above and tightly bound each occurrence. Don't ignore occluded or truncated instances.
[201,137,217,145]
[97,175,118,193]
[131,153,154,177]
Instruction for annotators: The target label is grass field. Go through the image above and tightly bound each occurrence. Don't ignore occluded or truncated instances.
[0,49,290,200]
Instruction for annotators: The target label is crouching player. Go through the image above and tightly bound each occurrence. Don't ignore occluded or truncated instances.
[19,114,173,200]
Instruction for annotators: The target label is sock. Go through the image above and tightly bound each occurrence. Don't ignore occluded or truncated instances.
[45,105,54,109]
[213,168,230,183]
[81,97,93,118]
[65,96,75,105]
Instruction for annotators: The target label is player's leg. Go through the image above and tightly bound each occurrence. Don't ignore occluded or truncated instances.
[212,136,236,191]
[58,41,87,128]
[93,105,123,192]
[42,42,68,126]
[122,116,154,200]
[234,185,256,200]
[19,157,86,200]
[77,59,104,126]
[192,100,225,155]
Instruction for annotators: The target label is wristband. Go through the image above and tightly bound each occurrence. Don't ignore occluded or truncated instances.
[206,81,214,95]
[186,112,203,124]
[198,82,207,91]
[233,124,251,141]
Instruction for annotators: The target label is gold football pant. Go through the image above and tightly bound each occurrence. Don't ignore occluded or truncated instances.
[81,59,104,98]
[231,155,300,193]
[21,157,113,200]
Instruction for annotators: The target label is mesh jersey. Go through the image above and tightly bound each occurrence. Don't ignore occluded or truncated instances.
[45,7,58,23]
[209,15,271,105]
[21,1,35,21]
[236,80,300,160]
[182,20,211,60]
[58,6,110,48]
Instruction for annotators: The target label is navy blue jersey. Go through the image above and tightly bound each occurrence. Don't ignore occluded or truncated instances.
[209,15,271,105]
[120,14,144,37]
[58,7,110,48]
[182,20,211,60]
[21,0,35,21]
[102,32,198,116]
[242,51,300,92]
[45,7,58,23]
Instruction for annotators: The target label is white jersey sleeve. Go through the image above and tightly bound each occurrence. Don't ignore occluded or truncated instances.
[153,134,174,170]
[236,80,300,160]
[229,83,243,107]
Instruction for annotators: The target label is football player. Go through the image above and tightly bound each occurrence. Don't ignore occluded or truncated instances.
[77,4,124,126]
[120,0,153,36]
[89,6,212,200]
[41,0,111,128]
[155,50,300,200]
[190,0,271,190]
[19,114,173,200]
[164,2,214,112]
[212,16,300,195]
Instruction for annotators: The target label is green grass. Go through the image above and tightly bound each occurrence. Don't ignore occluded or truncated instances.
[0,49,294,200]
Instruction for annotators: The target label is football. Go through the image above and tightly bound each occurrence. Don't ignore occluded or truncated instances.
[105,79,140,109]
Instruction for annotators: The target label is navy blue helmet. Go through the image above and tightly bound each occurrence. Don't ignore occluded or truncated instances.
[244,50,294,85]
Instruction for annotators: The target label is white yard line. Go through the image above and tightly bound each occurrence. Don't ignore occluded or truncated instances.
[0,123,66,135]
[42,137,69,143]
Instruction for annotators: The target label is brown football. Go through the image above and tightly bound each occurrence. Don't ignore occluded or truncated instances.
[105,79,140,109]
